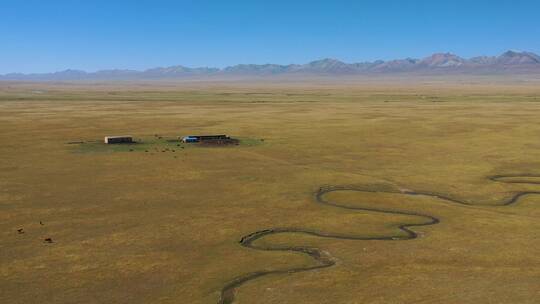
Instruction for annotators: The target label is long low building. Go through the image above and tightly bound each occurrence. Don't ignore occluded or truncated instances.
[104,136,133,144]
[181,135,229,143]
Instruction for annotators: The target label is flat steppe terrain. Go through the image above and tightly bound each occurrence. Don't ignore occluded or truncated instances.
[1,78,539,303]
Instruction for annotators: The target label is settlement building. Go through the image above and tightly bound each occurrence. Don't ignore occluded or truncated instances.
[104,136,133,144]
[181,135,229,143]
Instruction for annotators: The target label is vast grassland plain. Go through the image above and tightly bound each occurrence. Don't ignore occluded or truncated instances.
[1,77,540,303]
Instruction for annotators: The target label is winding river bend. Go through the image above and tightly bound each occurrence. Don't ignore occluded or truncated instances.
[218,174,540,304]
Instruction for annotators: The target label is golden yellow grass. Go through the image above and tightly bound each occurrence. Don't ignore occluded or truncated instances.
[1,80,539,304]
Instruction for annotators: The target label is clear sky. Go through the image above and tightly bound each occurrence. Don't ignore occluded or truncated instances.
[1,0,540,73]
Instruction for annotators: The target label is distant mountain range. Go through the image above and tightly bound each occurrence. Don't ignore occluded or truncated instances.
[2,50,540,80]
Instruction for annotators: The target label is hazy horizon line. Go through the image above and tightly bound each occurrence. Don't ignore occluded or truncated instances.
[3,49,539,75]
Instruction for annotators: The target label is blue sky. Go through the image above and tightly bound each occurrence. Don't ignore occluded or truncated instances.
[1,0,539,73]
